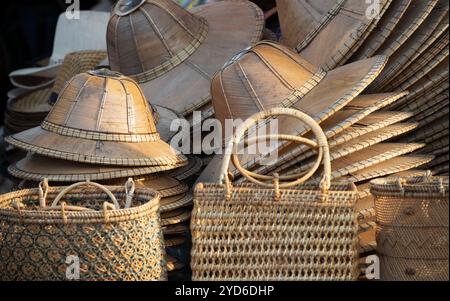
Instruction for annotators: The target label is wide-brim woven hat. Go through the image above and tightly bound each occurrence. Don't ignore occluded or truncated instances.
[153,105,182,142]
[107,0,264,118]
[9,11,110,90]
[351,0,413,60]
[276,0,391,70]
[339,155,435,183]
[6,87,52,115]
[5,69,186,167]
[8,153,187,183]
[168,155,203,181]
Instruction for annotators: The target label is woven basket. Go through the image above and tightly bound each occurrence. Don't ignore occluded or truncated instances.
[191,108,359,281]
[0,179,167,281]
[370,174,449,281]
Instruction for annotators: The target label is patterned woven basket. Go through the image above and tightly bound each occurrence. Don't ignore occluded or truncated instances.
[0,179,167,281]
[370,173,449,281]
[191,108,359,281]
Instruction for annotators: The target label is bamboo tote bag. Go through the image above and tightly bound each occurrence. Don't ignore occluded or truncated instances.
[0,179,167,281]
[191,108,360,281]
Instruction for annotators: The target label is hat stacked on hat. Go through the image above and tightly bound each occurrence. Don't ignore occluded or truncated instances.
[106,0,264,123]
[6,68,187,179]
[197,41,429,185]
[276,0,448,278]
[5,68,190,277]
[276,0,449,176]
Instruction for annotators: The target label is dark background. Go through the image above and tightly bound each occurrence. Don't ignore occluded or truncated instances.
[0,0,277,125]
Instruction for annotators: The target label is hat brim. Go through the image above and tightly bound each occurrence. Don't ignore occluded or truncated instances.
[139,0,264,117]
[9,64,60,90]
[8,153,187,182]
[160,193,193,213]
[233,55,388,175]
[338,155,435,182]
[6,126,187,167]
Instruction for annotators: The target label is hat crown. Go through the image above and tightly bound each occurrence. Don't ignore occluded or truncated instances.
[107,0,207,80]
[211,41,324,126]
[45,70,157,135]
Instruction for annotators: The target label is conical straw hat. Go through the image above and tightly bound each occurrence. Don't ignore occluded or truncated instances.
[351,0,412,60]
[276,0,390,70]
[5,69,187,166]
[403,115,449,144]
[49,50,108,105]
[399,85,449,113]
[8,153,187,182]
[339,155,435,183]
[381,37,449,91]
[9,11,110,90]
[107,0,264,118]
[372,0,439,58]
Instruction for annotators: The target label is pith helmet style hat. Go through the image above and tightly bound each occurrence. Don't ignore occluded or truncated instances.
[276,0,390,70]
[6,69,187,167]
[9,11,110,90]
[107,0,264,118]
[212,41,387,134]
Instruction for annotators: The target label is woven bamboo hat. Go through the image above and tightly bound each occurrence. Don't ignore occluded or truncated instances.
[168,155,203,181]
[295,123,419,174]
[9,11,110,90]
[212,41,387,134]
[153,105,182,142]
[8,153,187,183]
[351,0,413,60]
[5,69,187,166]
[235,95,410,180]
[6,86,52,115]
[107,0,264,118]
[338,155,435,183]
[276,0,390,70]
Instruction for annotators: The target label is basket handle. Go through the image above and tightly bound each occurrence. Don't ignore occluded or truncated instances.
[50,179,121,210]
[124,178,136,209]
[219,108,331,198]
[38,179,49,208]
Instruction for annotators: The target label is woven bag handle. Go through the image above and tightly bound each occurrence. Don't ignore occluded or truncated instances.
[220,107,331,194]
[50,179,121,209]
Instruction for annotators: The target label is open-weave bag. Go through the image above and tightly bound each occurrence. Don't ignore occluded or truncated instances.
[0,179,167,281]
[191,108,359,281]
[370,174,449,281]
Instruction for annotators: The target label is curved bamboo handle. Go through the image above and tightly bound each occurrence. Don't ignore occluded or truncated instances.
[220,107,331,193]
[51,180,120,209]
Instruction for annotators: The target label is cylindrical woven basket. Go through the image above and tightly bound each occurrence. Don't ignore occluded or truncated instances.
[0,179,167,281]
[191,108,360,281]
[370,174,449,281]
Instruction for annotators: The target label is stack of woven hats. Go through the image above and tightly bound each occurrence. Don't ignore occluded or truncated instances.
[277,0,449,176]
[275,0,449,278]
[5,68,191,276]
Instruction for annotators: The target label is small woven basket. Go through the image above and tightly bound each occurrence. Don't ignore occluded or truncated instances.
[0,179,167,281]
[191,108,360,281]
[370,173,449,281]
